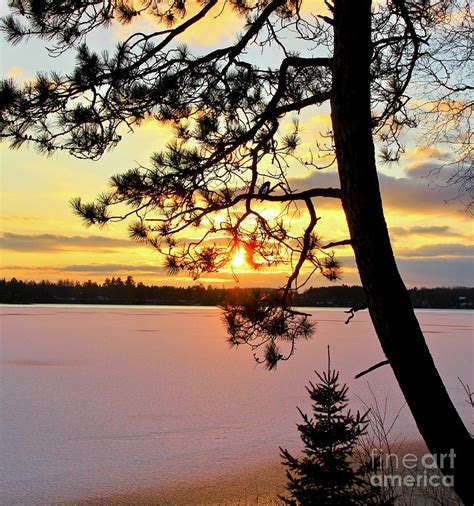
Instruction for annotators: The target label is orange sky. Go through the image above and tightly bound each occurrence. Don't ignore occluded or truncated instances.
[1,0,472,288]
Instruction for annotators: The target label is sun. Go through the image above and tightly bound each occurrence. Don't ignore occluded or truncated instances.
[231,248,246,268]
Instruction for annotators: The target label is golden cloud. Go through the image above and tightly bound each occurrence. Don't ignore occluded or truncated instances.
[5,66,24,79]
[112,1,243,47]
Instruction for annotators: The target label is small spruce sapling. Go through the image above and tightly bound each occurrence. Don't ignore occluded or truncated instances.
[280,349,390,505]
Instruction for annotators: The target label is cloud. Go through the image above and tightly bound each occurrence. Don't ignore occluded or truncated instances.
[111,1,243,48]
[389,226,467,241]
[0,233,135,252]
[2,254,473,288]
[404,161,440,179]
[58,264,162,273]
[197,254,474,288]
[379,172,461,212]
[399,243,474,259]
[302,253,473,287]
[396,258,474,288]
[288,166,463,214]
[404,146,448,166]
[177,3,244,46]
[1,263,163,274]
[390,225,451,236]
[1,215,38,222]
[5,66,24,79]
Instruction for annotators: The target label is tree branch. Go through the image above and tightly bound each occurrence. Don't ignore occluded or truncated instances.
[354,360,390,380]
[322,239,351,249]
[344,304,368,324]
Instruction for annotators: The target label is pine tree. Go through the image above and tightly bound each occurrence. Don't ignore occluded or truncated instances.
[280,358,387,505]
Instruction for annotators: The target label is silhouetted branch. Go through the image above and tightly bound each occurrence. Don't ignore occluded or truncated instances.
[458,377,474,408]
[344,304,367,324]
[322,239,351,249]
[354,360,390,380]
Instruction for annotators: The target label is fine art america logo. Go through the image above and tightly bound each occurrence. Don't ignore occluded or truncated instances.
[369,449,456,488]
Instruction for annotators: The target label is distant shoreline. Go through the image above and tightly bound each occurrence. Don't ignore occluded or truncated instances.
[1,303,472,313]
[1,301,473,310]
[1,278,473,309]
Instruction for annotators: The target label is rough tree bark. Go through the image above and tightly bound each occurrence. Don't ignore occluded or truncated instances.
[330,0,473,504]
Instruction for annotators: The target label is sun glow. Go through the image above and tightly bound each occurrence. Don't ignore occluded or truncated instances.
[231,248,246,268]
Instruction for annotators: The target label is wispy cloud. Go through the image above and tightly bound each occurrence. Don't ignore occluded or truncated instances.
[60,264,162,273]
[1,263,164,275]
[389,226,467,240]
[0,233,136,252]
[1,215,39,222]
[288,164,465,214]
[390,225,451,236]
[399,243,474,258]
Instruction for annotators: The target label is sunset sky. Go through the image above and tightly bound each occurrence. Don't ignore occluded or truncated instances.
[1,1,472,288]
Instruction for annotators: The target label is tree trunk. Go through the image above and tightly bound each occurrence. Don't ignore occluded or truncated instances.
[330,1,473,503]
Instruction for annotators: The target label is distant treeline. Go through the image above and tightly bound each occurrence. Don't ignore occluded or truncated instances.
[0,276,473,309]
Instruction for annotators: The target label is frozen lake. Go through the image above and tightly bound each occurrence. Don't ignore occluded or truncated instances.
[0,306,472,504]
